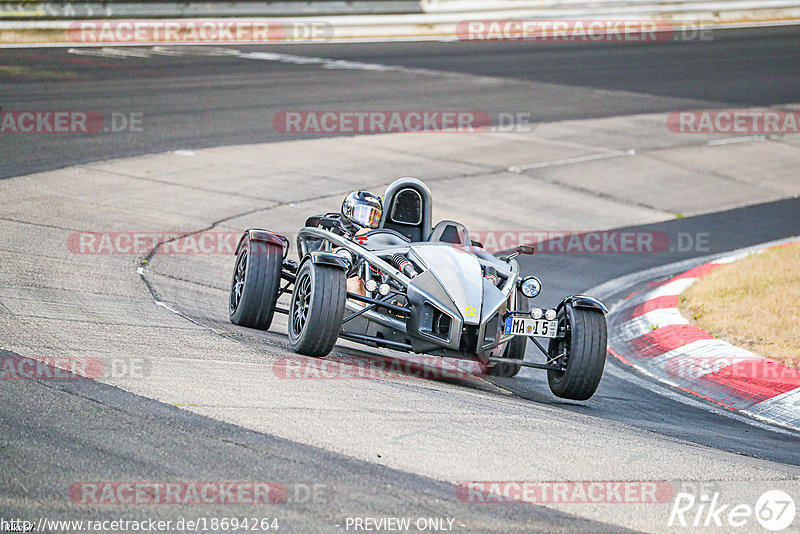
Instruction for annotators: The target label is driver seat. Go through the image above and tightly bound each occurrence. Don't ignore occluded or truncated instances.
[379,178,433,242]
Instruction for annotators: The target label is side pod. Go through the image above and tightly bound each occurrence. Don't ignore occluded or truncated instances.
[557,295,608,313]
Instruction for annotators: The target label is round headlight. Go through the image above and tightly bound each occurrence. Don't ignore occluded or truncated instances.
[545,308,557,321]
[378,283,391,296]
[519,276,542,298]
[364,279,378,292]
[529,307,543,320]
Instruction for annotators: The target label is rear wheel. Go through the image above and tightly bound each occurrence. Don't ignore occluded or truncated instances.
[489,291,528,377]
[489,290,528,377]
[288,261,346,357]
[229,236,282,330]
[496,334,527,377]
[547,305,607,400]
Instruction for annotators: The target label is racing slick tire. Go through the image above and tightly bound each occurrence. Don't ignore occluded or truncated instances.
[288,260,346,357]
[489,291,528,377]
[547,305,607,400]
[229,235,282,330]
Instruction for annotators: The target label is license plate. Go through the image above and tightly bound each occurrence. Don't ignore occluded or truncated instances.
[504,317,558,338]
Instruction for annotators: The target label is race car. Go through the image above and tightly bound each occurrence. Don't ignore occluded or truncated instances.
[228,177,608,400]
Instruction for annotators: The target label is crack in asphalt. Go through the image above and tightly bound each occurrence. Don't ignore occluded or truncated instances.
[82,165,286,202]
[0,215,85,233]
[646,144,793,197]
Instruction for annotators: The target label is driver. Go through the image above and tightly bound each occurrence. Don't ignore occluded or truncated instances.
[340,190,383,297]
[341,190,382,235]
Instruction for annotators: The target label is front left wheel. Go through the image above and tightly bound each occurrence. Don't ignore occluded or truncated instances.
[547,305,607,400]
[489,290,528,377]
[229,236,282,330]
[288,261,347,357]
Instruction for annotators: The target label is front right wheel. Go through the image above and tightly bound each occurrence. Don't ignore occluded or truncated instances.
[547,305,607,400]
[288,260,346,357]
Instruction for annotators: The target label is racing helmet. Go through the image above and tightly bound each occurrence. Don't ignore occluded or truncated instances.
[341,190,383,230]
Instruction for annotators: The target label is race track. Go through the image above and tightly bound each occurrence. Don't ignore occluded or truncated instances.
[2,26,800,533]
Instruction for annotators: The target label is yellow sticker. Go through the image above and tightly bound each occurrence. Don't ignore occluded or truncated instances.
[464,306,478,317]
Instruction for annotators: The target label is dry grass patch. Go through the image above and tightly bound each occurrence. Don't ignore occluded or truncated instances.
[678,242,800,369]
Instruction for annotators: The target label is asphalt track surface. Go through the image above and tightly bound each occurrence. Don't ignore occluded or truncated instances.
[2,26,800,533]
[1,26,800,178]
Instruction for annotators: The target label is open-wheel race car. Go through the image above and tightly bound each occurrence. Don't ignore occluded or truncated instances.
[229,178,608,400]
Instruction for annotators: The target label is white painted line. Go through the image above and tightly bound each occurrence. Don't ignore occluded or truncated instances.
[151,45,241,56]
[743,387,800,428]
[648,338,760,378]
[614,308,689,342]
[68,46,152,58]
[646,277,699,299]
[237,50,439,74]
[646,338,724,367]
[67,47,445,78]
[508,149,636,173]
[713,250,761,263]
[610,277,699,323]
[708,135,767,145]
[155,300,181,315]
[706,132,800,145]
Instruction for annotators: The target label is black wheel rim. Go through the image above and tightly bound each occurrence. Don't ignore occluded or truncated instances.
[229,249,247,314]
[290,270,312,340]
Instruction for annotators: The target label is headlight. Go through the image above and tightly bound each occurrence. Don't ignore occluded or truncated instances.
[529,307,543,320]
[378,283,391,296]
[364,279,378,292]
[519,276,542,298]
[545,309,557,321]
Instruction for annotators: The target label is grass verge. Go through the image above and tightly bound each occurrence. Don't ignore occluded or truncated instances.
[678,242,800,370]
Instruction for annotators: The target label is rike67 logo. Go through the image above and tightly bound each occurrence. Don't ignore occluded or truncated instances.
[668,489,796,531]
